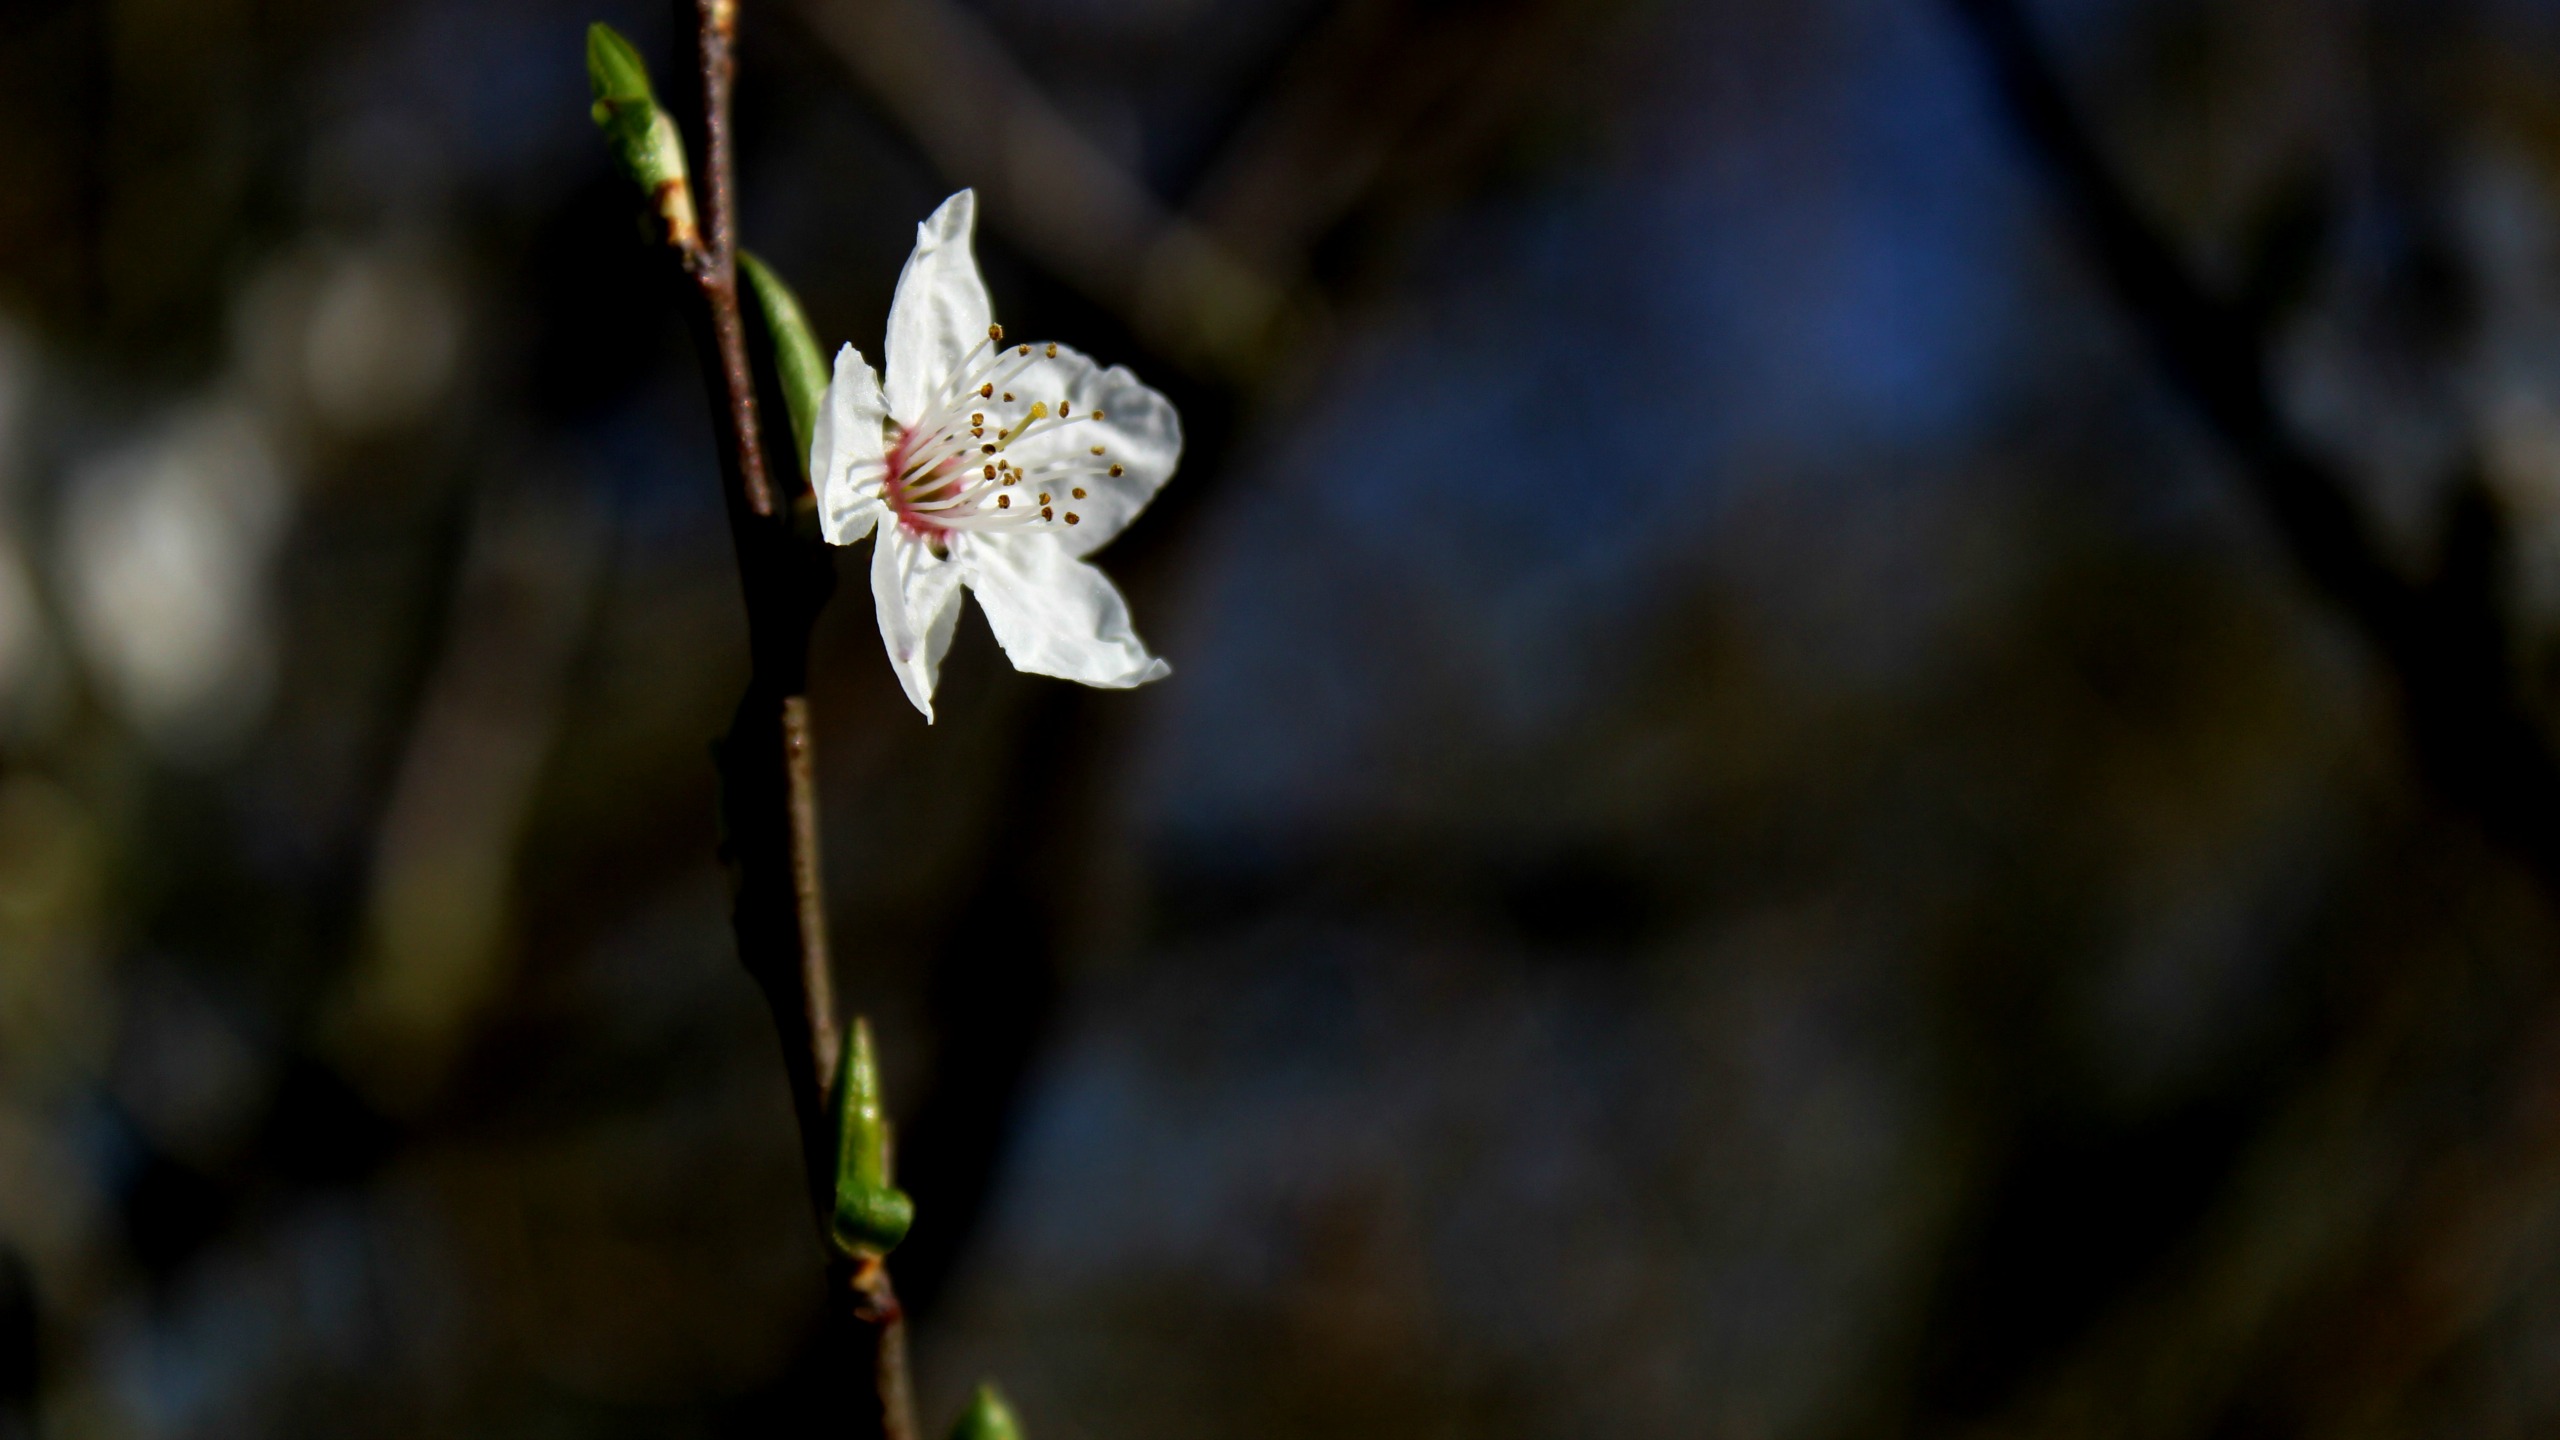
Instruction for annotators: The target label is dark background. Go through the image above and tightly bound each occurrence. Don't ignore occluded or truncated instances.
[5,0,2560,1435]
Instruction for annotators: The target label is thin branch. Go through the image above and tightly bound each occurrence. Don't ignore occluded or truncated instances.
[656,3,914,1436]
[1944,0,2560,892]
[666,0,839,1222]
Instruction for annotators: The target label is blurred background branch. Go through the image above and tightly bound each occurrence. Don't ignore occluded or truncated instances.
[794,0,1296,380]
[1929,2,2560,1436]
[791,0,1643,1321]
[1947,0,2560,891]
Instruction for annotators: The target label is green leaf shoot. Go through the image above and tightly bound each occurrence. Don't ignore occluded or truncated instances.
[831,1017,915,1256]
[585,22,655,112]
[947,1383,1024,1440]
[741,252,828,477]
[584,23,698,248]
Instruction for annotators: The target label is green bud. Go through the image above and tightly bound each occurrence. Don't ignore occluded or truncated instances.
[585,22,655,110]
[585,23,697,245]
[741,252,829,478]
[831,1018,915,1256]
[947,1384,1023,1440]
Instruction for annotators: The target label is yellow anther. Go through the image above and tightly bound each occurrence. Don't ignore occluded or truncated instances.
[1108,464,1124,477]
[1090,445,1105,455]
[1045,343,1057,358]
[989,324,1004,340]
[980,383,994,398]
[997,494,1011,509]
[1065,512,1080,524]
[1071,487,1086,499]
[1017,344,1031,357]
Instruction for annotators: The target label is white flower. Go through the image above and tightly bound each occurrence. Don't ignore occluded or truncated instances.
[811,190,1181,720]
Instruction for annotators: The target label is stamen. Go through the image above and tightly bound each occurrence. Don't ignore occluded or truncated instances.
[930,324,1018,409]
[967,345,1049,401]
[997,402,1051,452]
[883,332,1145,541]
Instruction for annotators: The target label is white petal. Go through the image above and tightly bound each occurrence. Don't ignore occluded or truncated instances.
[958,534,1169,689]
[872,526,965,720]
[990,343,1181,558]
[814,344,890,545]
[883,190,994,425]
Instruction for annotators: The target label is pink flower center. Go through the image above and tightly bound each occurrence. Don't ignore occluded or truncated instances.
[858,336,1124,541]
[882,424,959,539]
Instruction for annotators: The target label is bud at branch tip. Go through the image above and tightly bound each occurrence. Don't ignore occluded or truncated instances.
[948,1383,1023,1440]
[832,1017,915,1256]
[583,22,699,250]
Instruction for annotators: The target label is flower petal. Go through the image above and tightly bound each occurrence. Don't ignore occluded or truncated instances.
[814,344,891,545]
[883,190,994,426]
[991,343,1181,558]
[958,533,1169,689]
[872,526,965,719]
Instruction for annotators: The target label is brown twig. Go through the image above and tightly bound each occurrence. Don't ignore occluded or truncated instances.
[656,3,914,1436]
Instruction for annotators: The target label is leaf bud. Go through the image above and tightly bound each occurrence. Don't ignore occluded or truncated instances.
[585,24,699,248]
[947,1384,1024,1440]
[831,1017,915,1256]
[741,252,828,476]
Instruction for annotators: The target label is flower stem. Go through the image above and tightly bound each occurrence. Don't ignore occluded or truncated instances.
[642,2,917,1435]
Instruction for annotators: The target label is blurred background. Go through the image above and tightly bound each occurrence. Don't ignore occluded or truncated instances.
[8,0,2560,1435]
